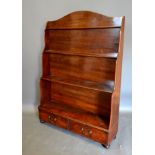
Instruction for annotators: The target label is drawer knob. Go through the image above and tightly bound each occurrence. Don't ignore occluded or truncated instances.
[49,115,57,122]
[81,127,85,134]
[88,130,92,135]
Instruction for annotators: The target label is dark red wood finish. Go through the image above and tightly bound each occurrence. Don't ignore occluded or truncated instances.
[38,11,125,148]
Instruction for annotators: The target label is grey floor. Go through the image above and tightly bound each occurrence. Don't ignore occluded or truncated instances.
[23,111,131,155]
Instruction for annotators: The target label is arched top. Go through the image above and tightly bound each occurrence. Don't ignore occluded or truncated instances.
[46,11,124,30]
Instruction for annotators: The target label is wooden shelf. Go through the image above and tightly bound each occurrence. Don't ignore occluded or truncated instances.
[45,50,118,59]
[39,101,109,132]
[41,76,114,93]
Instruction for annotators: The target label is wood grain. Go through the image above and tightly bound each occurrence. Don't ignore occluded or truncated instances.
[49,53,116,82]
[38,11,125,148]
[45,29,120,53]
[46,11,122,29]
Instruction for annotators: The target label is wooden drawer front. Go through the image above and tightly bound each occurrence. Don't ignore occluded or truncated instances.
[39,111,68,129]
[69,121,107,143]
[49,113,68,129]
[39,110,108,143]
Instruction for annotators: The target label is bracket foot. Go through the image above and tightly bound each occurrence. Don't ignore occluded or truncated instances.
[102,144,110,149]
[40,120,45,123]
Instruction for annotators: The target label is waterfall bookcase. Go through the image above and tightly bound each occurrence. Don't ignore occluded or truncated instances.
[38,11,125,148]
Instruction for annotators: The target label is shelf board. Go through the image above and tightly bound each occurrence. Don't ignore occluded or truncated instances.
[45,50,118,58]
[41,76,114,93]
[39,101,109,132]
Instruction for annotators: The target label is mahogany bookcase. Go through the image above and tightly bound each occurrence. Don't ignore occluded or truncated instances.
[38,11,125,148]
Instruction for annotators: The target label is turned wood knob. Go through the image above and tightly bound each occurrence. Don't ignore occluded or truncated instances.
[48,115,57,122]
[88,129,92,135]
[81,127,85,134]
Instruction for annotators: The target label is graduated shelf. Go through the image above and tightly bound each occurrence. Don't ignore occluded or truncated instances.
[41,76,114,93]
[39,101,110,132]
[45,50,118,59]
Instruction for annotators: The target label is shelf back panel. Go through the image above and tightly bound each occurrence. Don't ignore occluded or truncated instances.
[45,28,120,55]
[49,54,116,82]
[50,81,111,117]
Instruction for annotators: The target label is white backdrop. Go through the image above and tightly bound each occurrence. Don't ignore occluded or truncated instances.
[22,0,132,111]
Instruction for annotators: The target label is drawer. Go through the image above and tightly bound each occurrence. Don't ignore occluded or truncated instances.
[39,110,108,144]
[69,121,108,144]
[49,113,69,129]
[39,111,69,129]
